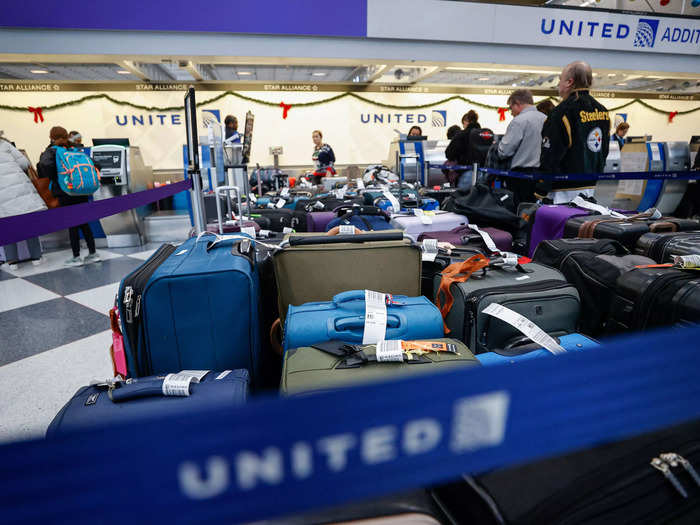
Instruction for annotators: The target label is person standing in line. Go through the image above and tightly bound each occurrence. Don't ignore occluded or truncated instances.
[539,61,610,202]
[497,89,547,205]
[444,110,481,187]
[68,130,84,148]
[612,121,630,151]
[311,130,336,184]
[0,135,47,269]
[37,126,100,267]
[536,99,555,119]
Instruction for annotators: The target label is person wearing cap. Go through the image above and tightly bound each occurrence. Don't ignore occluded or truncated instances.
[37,126,100,267]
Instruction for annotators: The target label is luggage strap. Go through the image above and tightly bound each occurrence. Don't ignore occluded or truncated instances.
[109,306,128,379]
[310,341,431,368]
[435,254,491,333]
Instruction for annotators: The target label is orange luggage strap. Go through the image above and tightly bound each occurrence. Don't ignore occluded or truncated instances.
[435,254,490,333]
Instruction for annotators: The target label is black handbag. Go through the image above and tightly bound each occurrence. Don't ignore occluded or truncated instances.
[441,183,524,233]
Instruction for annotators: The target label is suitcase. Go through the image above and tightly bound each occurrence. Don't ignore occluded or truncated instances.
[437,262,580,354]
[281,338,479,395]
[283,290,444,352]
[325,205,393,232]
[273,231,421,325]
[440,184,521,234]
[564,215,700,251]
[635,231,700,263]
[46,369,249,437]
[421,246,484,300]
[525,204,593,257]
[417,225,513,253]
[363,188,421,207]
[432,418,700,525]
[475,333,599,366]
[608,267,700,332]
[390,211,468,240]
[250,208,303,232]
[420,186,457,205]
[306,211,336,232]
[118,235,261,383]
[190,219,261,237]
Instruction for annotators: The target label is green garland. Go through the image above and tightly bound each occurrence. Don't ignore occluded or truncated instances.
[0,90,696,116]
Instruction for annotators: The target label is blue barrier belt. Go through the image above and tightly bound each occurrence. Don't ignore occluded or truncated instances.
[1,326,699,523]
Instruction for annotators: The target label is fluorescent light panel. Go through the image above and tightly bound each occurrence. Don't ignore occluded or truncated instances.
[445,66,556,74]
[30,69,48,74]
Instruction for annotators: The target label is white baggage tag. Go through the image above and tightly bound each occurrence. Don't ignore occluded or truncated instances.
[241,226,256,238]
[266,202,275,209]
[215,370,232,380]
[283,227,295,234]
[376,340,404,362]
[339,225,356,235]
[413,208,432,225]
[421,239,439,262]
[468,224,499,253]
[643,208,663,220]
[363,290,387,344]
[571,196,625,218]
[162,373,194,396]
[444,183,451,188]
[482,304,566,355]
[275,199,286,209]
[280,187,290,198]
[382,191,401,214]
[258,229,272,238]
[357,179,365,189]
[178,370,210,383]
[675,255,700,269]
[249,193,257,203]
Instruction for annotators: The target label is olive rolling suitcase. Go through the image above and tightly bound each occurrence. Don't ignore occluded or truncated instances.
[46,369,249,437]
[475,333,599,366]
[281,338,479,395]
[274,231,421,325]
[117,235,261,384]
[608,267,700,333]
[436,262,580,354]
[283,290,444,352]
[635,231,700,263]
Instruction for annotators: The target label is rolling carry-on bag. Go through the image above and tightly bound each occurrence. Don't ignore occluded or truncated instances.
[251,208,303,232]
[46,369,249,437]
[608,266,700,332]
[390,211,468,240]
[306,211,336,232]
[421,246,484,300]
[417,225,513,253]
[118,234,261,383]
[635,231,700,263]
[283,290,444,351]
[325,205,393,232]
[281,338,479,395]
[274,231,421,325]
[475,333,599,366]
[525,204,593,257]
[420,186,457,205]
[432,418,700,525]
[436,259,580,354]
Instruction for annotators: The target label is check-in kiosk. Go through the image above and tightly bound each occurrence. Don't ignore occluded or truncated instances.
[593,139,623,207]
[91,143,153,246]
[385,136,447,186]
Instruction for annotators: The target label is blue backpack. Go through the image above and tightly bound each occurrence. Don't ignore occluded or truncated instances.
[53,146,101,195]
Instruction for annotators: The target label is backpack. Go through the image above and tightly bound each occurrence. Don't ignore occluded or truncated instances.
[466,128,495,166]
[53,146,101,196]
[485,136,512,171]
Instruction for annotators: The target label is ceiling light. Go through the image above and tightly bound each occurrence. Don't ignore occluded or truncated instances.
[445,67,556,75]
[312,72,327,77]
[116,70,131,75]
[616,82,628,86]
[511,83,517,87]
[477,77,489,81]
[237,71,252,76]
[608,73,616,77]
[31,69,49,74]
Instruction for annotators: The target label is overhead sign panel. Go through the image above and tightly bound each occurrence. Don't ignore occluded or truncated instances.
[368,0,700,56]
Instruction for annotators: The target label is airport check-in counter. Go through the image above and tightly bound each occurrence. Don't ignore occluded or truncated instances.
[592,139,623,208]
[91,145,153,246]
[385,137,447,186]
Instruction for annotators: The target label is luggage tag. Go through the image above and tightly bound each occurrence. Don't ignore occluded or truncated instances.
[357,179,365,189]
[249,193,257,204]
[674,255,700,270]
[375,340,457,363]
[178,370,210,383]
[421,239,439,262]
[482,303,566,355]
[258,229,272,239]
[283,227,295,234]
[413,208,432,225]
[468,224,498,253]
[241,226,256,238]
[280,187,290,198]
[339,225,356,235]
[363,290,387,344]
[571,196,626,218]
[275,198,286,208]
[382,191,401,214]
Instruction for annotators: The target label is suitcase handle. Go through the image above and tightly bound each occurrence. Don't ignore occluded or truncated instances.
[287,231,404,246]
[333,315,401,336]
[492,334,563,357]
[333,290,408,306]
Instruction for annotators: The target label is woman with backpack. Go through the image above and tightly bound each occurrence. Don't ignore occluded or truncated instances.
[444,110,482,188]
[38,126,100,267]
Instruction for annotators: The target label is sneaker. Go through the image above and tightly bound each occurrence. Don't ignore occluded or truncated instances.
[31,257,43,266]
[8,263,19,271]
[83,253,102,264]
[64,256,83,267]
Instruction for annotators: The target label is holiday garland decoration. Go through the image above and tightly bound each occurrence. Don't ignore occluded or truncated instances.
[279,101,292,119]
[0,90,696,122]
[497,107,509,121]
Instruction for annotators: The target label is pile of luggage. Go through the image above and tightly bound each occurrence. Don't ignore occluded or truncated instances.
[47,166,700,523]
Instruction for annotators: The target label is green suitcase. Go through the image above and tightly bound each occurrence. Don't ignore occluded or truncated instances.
[281,338,479,395]
[274,231,421,325]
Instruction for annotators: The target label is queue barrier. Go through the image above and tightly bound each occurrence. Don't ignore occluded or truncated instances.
[0,326,698,523]
[0,179,192,246]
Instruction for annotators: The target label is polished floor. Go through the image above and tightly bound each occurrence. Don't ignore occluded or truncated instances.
[0,242,165,443]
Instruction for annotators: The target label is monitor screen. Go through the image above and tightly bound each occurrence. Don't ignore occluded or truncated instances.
[406,135,428,141]
[92,138,130,147]
[92,150,122,170]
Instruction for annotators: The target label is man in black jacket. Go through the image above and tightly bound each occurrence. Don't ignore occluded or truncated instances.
[37,126,99,267]
[539,61,610,201]
[445,110,481,187]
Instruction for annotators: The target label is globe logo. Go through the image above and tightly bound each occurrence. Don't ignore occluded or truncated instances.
[431,110,447,127]
[633,18,659,48]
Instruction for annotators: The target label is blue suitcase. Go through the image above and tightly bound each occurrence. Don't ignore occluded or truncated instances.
[476,333,599,366]
[117,234,261,384]
[325,205,393,232]
[283,290,444,351]
[46,369,249,437]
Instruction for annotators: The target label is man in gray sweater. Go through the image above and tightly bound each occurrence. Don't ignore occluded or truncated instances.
[497,89,547,205]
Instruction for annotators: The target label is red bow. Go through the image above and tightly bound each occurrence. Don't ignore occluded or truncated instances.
[497,107,508,121]
[279,102,292,119]
[668,111,678,123]
[28,106,44,123]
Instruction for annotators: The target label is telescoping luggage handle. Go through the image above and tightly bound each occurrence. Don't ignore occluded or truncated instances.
[215,185,245,235]
[286,231,405,246]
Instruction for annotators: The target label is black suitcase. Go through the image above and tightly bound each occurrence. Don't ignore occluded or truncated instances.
[421,246,483,300]
[635,231,700,263]
[432,418,700,525]
[608,266,700,333]
[250,208,305,232]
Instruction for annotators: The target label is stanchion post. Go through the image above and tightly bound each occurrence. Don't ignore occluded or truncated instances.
[472,163,478,187]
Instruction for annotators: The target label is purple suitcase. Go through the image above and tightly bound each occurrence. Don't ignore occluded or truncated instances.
[527,205,591,257]
[390,211,468,240]
[417,225,512,252]
[306,211,336,232]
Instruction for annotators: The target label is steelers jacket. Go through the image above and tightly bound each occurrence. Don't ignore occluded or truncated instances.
[539,90,610,191]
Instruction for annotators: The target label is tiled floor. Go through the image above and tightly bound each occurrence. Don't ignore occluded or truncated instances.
[0,243,165,443]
